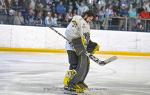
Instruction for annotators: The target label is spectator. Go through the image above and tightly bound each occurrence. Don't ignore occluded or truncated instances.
[66,1,73,12]
[139,8,150,19]
[103,4,113,30]
[46,0,52,5]
[0,0,7,15]
[50,2,56,13]
[111,6,120,30]
[118,3,128,30]
[11,0,18,11]
[105,4,114,17]
[6,9,15,24]
[112,0,119,6]
[135,0,141,7]
[88,1,98,15]
[72,9,77,16]
[66,9,73,22]
[138,8,150,31]
[34,12,43,26]
[119,4,128,17]
[13,11,24,25]
[97,0,106,7]
[35,0,44,13]
[128,4,137,31]
[45,0,52,12]
[28,0,36,10]
[24,0,31,10]
[0,0,149,31]
[4,0,11,13]
[98,6,105,29]
[75,0,89,15]
[61,14,69,27]
[26,9,35,26]
[119,0,128,7]
[44,12,51,26]
[56,1,66,15]
[50,12,58,27]
[93,15,101,29]
[57,14,63,27]
[18,0,25,9]
[143,0,150,12]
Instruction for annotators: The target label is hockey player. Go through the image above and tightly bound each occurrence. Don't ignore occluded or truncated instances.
[63,10,99,93]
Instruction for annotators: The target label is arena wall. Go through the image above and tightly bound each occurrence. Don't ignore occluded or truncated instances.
[0,25,150,55]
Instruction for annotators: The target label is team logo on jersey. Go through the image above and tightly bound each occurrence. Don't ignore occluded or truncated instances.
[72,20,77,27]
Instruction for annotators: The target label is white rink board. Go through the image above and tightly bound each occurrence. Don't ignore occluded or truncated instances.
[11,25,46,48]
[0,24,150,52]
[0,25,11,47]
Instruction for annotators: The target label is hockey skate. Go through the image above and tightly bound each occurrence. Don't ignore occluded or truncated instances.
[67,83,85,93]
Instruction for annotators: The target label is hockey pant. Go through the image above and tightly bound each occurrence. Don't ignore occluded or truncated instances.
[67,50,90,85]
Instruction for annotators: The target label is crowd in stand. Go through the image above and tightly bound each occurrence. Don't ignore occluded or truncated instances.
[0,0,150,31]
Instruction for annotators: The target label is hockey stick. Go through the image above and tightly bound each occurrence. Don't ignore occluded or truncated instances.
[49,27,118,65]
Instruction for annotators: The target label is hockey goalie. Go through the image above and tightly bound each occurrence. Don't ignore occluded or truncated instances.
[63,10,100,93]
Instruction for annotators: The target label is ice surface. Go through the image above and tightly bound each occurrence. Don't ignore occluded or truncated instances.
[0,52,150,95]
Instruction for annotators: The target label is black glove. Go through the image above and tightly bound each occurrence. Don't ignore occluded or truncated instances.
[86,40,99,54]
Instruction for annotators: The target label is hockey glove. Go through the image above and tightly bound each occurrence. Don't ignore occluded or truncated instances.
[86,40,99,54]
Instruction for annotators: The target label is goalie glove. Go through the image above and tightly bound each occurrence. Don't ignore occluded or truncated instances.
[86,40,99,54]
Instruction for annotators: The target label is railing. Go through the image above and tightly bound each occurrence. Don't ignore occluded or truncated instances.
[87,16,150,32]
[140,18,150,32]
[0,14,149,32]
[106,17,150,32]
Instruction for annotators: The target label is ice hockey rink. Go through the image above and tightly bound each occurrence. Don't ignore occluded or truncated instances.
[0,52,150,95]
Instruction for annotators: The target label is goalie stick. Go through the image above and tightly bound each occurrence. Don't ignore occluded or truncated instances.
[49,27,118,65]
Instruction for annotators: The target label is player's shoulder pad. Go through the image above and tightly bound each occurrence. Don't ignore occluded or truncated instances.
[71,15,82,26]
[72,15,82,21]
